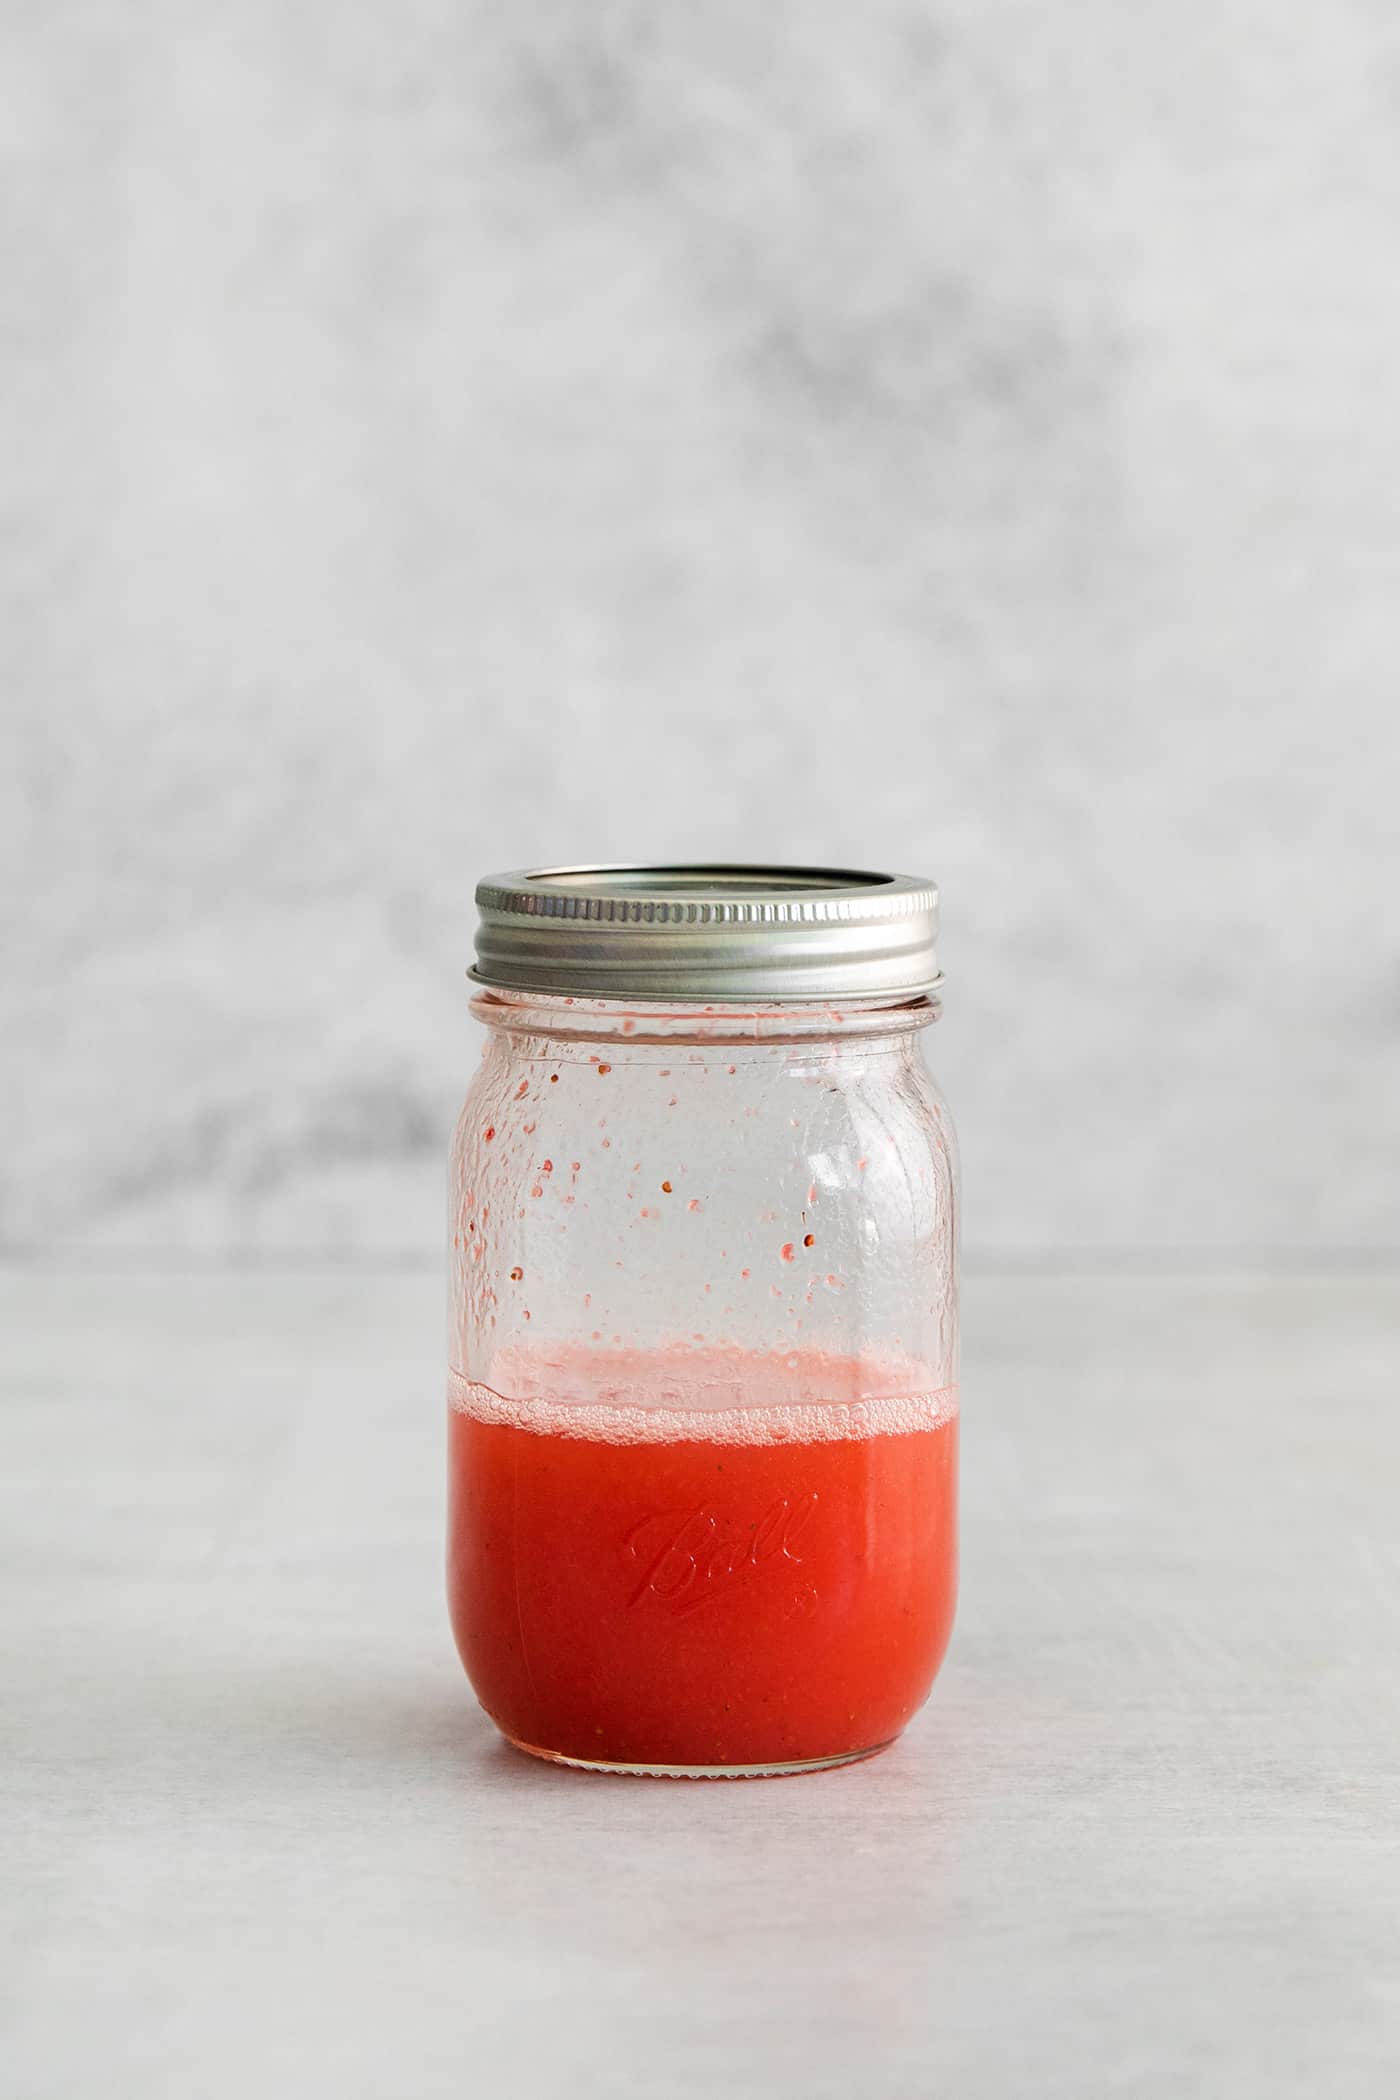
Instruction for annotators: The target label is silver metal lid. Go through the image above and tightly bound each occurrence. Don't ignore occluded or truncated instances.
[471,864,941,1003]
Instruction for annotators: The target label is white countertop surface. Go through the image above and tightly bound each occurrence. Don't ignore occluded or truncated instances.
[5,1270,1397,2098]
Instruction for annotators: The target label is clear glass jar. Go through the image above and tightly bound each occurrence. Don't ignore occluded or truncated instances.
[447,868,958,1776]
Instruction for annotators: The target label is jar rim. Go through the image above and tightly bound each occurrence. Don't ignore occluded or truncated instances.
[469,984,939,1045]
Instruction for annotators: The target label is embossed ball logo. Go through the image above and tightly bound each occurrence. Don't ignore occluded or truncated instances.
[624,1494,819,1616]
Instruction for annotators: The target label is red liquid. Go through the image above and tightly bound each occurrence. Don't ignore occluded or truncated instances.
[447,1352,958,1772]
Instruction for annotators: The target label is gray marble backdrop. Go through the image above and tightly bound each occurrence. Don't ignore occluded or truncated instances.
[4,3,1398,1260]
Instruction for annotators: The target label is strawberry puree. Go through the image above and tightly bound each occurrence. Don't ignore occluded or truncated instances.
[447,1350,958,1772]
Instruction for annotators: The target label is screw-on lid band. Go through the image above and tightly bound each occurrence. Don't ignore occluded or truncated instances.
[471,864,941,1003]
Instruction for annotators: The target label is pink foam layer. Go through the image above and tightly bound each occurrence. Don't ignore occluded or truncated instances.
[447,1360,957,1447]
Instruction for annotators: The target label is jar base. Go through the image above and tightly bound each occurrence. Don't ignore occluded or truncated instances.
[502,1732,896,1779]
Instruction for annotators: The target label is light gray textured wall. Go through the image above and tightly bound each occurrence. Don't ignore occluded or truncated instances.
[4,3,1398,1260]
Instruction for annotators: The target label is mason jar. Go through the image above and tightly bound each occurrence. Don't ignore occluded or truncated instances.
[447,866,958,1777]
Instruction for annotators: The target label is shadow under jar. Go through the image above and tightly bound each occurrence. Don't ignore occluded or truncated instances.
[448,865,959,1777]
